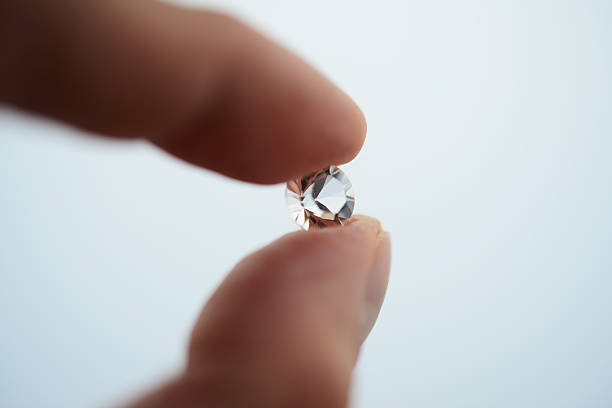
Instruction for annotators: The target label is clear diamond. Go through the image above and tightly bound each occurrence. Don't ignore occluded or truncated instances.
[286,166,355,230]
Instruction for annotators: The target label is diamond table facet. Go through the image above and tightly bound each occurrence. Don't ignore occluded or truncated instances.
[286,166,355,230]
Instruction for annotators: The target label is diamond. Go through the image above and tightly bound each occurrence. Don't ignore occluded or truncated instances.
[286,166,355,230]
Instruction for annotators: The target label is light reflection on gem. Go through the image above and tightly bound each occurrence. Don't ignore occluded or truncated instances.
[286,166,355,230]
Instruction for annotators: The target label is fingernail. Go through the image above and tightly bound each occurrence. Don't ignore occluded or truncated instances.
[361,230,391,342]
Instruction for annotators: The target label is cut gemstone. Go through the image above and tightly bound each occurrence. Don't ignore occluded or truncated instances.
[286,166,355,230]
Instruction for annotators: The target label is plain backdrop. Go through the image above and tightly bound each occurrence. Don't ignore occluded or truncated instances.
[1,0,611,407]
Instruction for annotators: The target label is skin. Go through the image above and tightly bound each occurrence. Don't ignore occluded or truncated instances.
[1,1,392,407]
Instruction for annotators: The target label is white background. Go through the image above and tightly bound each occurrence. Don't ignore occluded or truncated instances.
[1,0,611,407]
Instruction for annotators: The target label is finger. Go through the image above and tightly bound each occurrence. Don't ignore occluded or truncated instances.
[129,216,391,408]
[0,0,366,184]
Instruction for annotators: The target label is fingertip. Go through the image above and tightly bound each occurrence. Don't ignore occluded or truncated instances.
[320,92,367,168]
[341,99,368,164]
[151,13,368,185]
[180,214,389,407]
[345,214,383,240]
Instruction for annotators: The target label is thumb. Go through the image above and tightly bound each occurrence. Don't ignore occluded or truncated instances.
[130,215,390,408]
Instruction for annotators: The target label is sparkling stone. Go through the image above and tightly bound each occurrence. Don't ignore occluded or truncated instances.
[286,166,355,230]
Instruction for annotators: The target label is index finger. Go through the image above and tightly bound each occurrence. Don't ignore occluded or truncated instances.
[0,0,366,184]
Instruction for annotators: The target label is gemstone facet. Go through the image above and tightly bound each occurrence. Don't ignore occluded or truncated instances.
[286,166,355,230]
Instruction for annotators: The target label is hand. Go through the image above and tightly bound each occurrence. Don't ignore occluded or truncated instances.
[1,1,391,407]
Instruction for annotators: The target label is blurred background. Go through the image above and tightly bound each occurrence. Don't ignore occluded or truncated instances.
[1,0,611,407]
